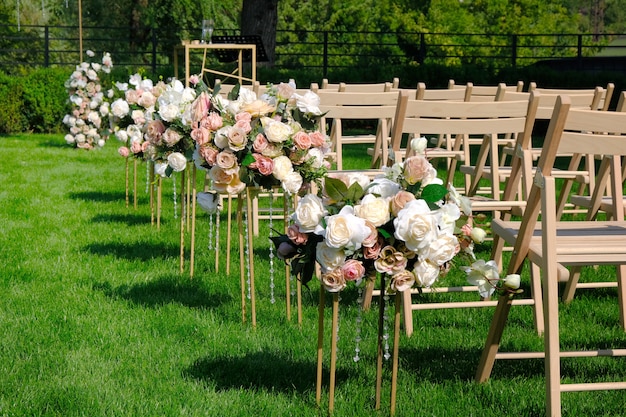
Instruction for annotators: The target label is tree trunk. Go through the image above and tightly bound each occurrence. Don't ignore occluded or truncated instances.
[241,0,278,66]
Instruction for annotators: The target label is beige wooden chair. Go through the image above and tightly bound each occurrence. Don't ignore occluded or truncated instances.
[337,78,399,92]
[386,92,542,337]
[528,82,615,113]
[317,90,404,170]
[449,79,524,101]
[475,95,626,417]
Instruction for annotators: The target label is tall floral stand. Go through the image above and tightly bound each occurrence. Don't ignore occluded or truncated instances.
[237,188,257,327]
[316,275,402,415]
[124,157,139,210]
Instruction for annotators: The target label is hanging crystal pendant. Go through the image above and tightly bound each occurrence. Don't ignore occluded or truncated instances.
[383,294,391,360]
[244,202,251,300]
[268,189,276,304]
[172,173,178,220]
[353,287,363,362]
[207,213,214,251]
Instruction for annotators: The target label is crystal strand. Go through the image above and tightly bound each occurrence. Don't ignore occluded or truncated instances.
[215,207,220,260]
[244,203,251,300]
[268,189,276,304]
[172,173,178,220]
[145,161,150,194]
[207,213,214,251]
[285,193,296,298]
[383,294,391,360]
[353,287,363,362]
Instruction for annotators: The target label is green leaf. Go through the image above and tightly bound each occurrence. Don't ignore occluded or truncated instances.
[421,183,448,203]
[324,176,349,202]
[242,152,256,167]
[345,181,365,203]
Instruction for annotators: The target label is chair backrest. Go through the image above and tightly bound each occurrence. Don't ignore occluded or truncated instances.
[415,82,473,101]
[338,82,393,92]
[508,95,626,274]
[450,80,524,101]
[529,82,614,111]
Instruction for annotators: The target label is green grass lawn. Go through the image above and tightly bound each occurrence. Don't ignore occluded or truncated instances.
[1,135,625,416]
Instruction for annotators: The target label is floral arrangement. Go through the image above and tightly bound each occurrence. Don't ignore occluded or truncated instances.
[111,75,199,177]
[62,50,113,149]
[464,259,522,298]
[190,81,330,195]
[273,139,484,292]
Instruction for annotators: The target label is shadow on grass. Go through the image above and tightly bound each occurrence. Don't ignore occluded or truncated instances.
[91,213,154,226]
[184,351,351,393]
[68,190,128,203]
[37,138,69,148]
[84,241,179,261]
[398,345,543,383]
[93,275,231,309]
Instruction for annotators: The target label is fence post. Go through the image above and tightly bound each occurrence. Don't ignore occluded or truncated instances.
[577,34,583,69]
[511,34,517,67]
[323,31,328,79]
[419,33,426,64]
[44,26,50,68]
[151,27,157,75]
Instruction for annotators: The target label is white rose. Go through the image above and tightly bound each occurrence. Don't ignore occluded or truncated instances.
[282,171,303,195]
[214,126,230,149]
[262,117,293,143]
[115,129,129,143]
[197,191,221,214]
[64,134,75,144]
[448,184,472,216]
[293,91,322,115]
[158,103,180,122]
[97,139,106,147]
[464,259,499,298]
[366,177,401,198]
[127,125,143,143]
[410,136,428,154]
[393,199,438,252]
[167,152,188,172]
[272,155,293,181]
[413,259,441,288]
[343,172,371,190]
[470,227,487,243]
[438,202,461,235]
[292,194,327,233]
[111,98,130,118]
[353,194,391,227]
[503,274,521,290]
[322,205,371,253]
[154,162,168,177]
[315,242,346,272]
[306,147,324,169]
[421,232,458,266]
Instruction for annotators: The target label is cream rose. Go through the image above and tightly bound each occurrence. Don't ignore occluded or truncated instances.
[316,242,346,273]
[282,171,303,195]
[321,268,347,293]
[393,199,438,252]
[413,259,441,288]
[262,117,293,143]
[111,98,130,118]
[292,194,326,233]
[158,103,180,122]
[162,128,182,147]
[366,177,401,198]
[167,152,188,172]
[323,205,371,253]
[390,270,416,292]
[390,190,416,217]
[353,194,391,227]
[272,155,293,181]
[421,233,459,266]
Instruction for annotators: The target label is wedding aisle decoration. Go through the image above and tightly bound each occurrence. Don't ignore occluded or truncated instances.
[62,50,113,149]
[273,140,497,413]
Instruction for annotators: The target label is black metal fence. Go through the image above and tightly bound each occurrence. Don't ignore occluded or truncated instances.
[1,24,625,76]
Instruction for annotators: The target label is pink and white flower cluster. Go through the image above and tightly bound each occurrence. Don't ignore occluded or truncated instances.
[62,50,113,150]
[111,76,199,176]
[190,82,330,195]
[281,154,484,293]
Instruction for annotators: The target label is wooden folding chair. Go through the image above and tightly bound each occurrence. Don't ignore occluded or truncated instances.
[475,95,626,417]
[385,92,542,337]
[317,90,404,170]
[450,80,524,101]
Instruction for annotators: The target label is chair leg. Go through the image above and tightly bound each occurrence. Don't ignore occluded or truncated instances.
[618,264,626,331]
[475,293,515,383]
[529,262,545,336]
[402,290,414,337]
[561,266,582,304]
[543,257,562,417]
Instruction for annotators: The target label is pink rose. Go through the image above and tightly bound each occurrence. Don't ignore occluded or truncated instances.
[287,224,308,245]
[203,112,223,131]
[309,131,326,147]
[234,119,252,134]
[125,89,141,105]
[390,190,417,217]
[199,145,219,166]
[403,155,434,185]
[162,128,182,147]
[235,111,252,123]
[341,259,366,282]
[130,141,142,154]
[363,236,384,259]
[252,133,269,153]
[362,221,379,248]
[145,120,166,143]
[191,127,211,146]
[192,91,211,124]
[293,131,312,150]
[118,146,130,157]
[249,153,274,176]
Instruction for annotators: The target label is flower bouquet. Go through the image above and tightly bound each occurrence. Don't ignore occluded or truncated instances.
[62,50,113,149]
[274,139,483,293]
[190,81,330,195]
